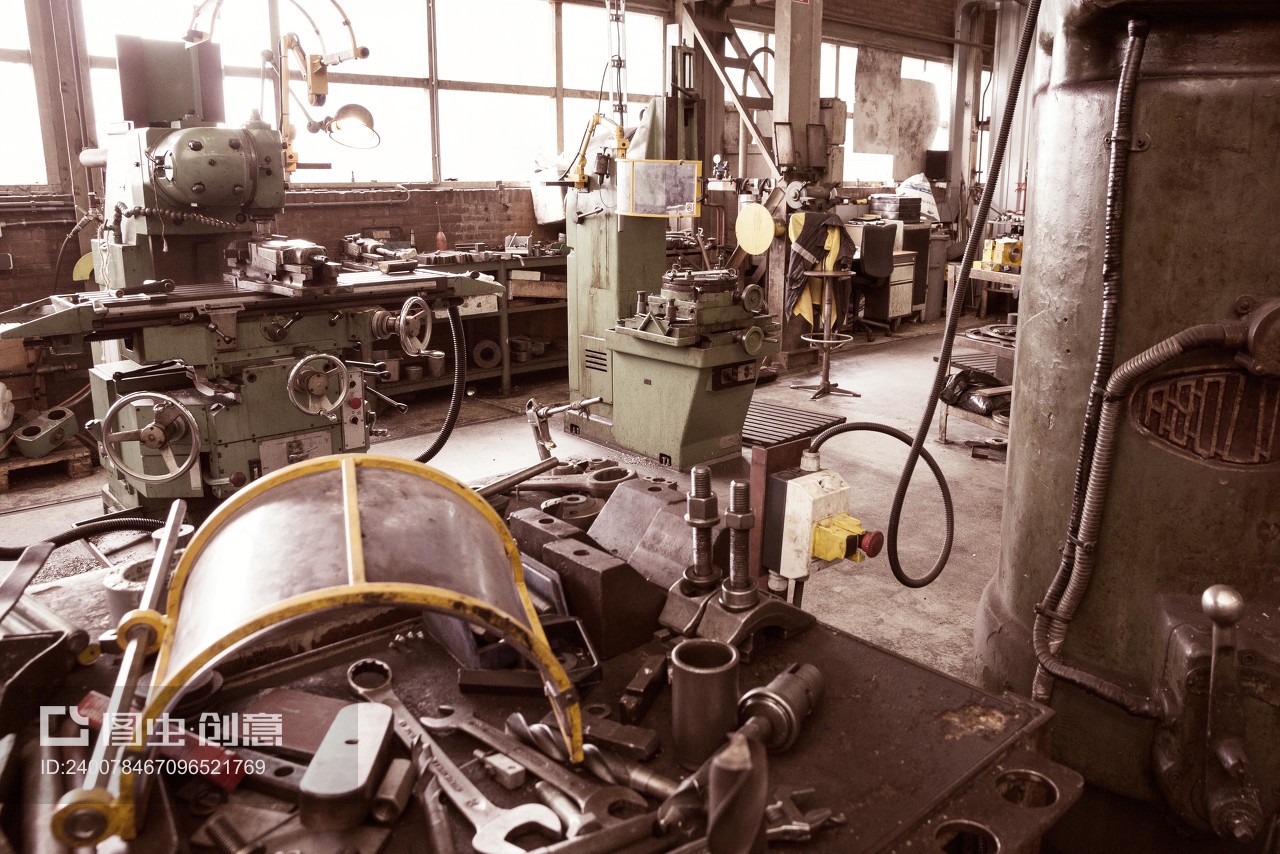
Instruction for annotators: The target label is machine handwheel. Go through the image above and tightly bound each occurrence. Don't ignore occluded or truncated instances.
[287,353,351,418]
[398,296,432,357]
[100,391,202,485]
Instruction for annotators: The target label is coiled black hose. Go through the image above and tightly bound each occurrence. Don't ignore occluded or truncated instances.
[414,305,466,464]
[877,0,1041,587]
[810,422,954,588]
[1033,18,1149,696]
[0,517,164,561]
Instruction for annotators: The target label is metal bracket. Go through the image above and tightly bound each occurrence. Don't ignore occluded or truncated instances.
[1104,131,1150,152]
[199,306,243,351]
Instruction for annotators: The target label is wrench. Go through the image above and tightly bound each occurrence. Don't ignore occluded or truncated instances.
[518,465,636,498]
[420,702,649,822]
[346,659,560,854]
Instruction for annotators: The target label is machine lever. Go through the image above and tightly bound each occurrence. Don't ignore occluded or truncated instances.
[1201,585,1263,842]
[364,386,408,414]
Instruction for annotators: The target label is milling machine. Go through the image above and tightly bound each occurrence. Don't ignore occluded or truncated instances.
[565,102,779,470]
[0,76,498,518]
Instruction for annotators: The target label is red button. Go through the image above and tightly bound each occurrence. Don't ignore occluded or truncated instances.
[348,398,363,409]
[861,530,885,558]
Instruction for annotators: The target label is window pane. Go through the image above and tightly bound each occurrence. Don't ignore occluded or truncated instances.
[0,62,46,183]
[289,81,432,183]
[0,0,30,50]
[562,6,663,99]
[838,46,857,103]
[846,152,894,184]
[436,0,552,86]
[438,90,553,180]
[278,0,428,78]
[90,67,124,144]
[80,1,190,56]
[901,57,952,151]
[735,28,773,94]
[819,43,836,99]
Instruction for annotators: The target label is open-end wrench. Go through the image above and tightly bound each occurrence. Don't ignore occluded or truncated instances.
[420,702,649,822]
[517,465,637,497]
[346,659,560,854]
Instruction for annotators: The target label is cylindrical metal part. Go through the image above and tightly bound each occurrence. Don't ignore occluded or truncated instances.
[670,639,739,770]
[370,757,415,825]
[978,1,1280,806]
[738,662,825,752]
[718,480,759,615]
[636,291,649,316]
[476,456,561,498]
[685,465,719,589]
[102,558,150,624]
[707,732,768,854]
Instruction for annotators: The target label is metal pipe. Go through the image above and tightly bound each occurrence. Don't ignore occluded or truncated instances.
[670,639,739,770]
[282,184,413,207]
[55,502,187,845]
[0,219,77,229]
[475,457,561,499]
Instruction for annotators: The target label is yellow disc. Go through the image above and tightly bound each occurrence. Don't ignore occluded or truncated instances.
[736,203,779,255]
[71,252,95,283]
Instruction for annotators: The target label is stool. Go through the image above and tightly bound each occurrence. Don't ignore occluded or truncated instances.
[791,270,858,401]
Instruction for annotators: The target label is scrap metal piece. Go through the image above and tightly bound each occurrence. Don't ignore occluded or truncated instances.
[477,750,527,790]
[619,653,668,726]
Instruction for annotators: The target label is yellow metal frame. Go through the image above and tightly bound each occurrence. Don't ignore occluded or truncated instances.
[62,455,584,842]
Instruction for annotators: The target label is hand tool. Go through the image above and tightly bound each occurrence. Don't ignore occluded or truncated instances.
[535,781,603,838]
[657,663,826,832]
[346,658,560,854]
[420,701,648,821]
[508,713,679,800]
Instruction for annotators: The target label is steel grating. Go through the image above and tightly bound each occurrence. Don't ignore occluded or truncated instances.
[741,400,847,447]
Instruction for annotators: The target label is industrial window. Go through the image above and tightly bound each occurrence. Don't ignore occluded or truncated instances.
[436,0,554,87]
[820,42,858,163]
[0,0,48,185]
[900,56,952,152]
[437,90,555,181]
[79,0,432,184]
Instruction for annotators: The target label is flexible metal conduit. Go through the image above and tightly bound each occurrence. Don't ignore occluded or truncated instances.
[1031,18,1149,699]
[1031,321,1248,717]
[881,0,1041,588]
[0,518,165,561]
[414,304,466,464]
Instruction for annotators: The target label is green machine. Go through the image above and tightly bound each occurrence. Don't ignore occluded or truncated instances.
[0,97,497,517]
[564,103,779,470]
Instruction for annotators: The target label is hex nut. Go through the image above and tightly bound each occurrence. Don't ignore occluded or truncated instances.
[723,510,755,530]
[685,494,719,522]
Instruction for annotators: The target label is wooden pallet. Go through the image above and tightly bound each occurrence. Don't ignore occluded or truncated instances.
[0,443,95,492]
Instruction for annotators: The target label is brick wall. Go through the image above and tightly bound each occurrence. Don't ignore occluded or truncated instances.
[0,186,556,308]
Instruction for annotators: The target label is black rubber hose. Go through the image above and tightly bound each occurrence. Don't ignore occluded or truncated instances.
[1037,18,1149,631]
[809,422,954,588]
[414,305,466,464]
[0,517,164,561]
[51,210,101,291]
[879,0,1041,588]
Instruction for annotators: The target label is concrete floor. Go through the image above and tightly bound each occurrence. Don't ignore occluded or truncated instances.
[0,318,1006,683]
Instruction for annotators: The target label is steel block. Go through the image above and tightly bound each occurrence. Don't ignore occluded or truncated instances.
[541,539,667,659]
[508,507,585,562]
[13,407,77,459]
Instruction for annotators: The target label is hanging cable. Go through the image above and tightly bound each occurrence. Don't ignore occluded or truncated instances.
[413,305,466,464]
[874,0,1042,588]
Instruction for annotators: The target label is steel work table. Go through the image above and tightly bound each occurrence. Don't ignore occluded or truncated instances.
[25,539,1080,854]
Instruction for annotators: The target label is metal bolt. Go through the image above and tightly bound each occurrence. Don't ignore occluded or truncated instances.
[188,139,203,151]
[205,814,265,854]
[228,137,242,150]
[684,466,720,589]
[720,480,758,611]
[191,182,205,194]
